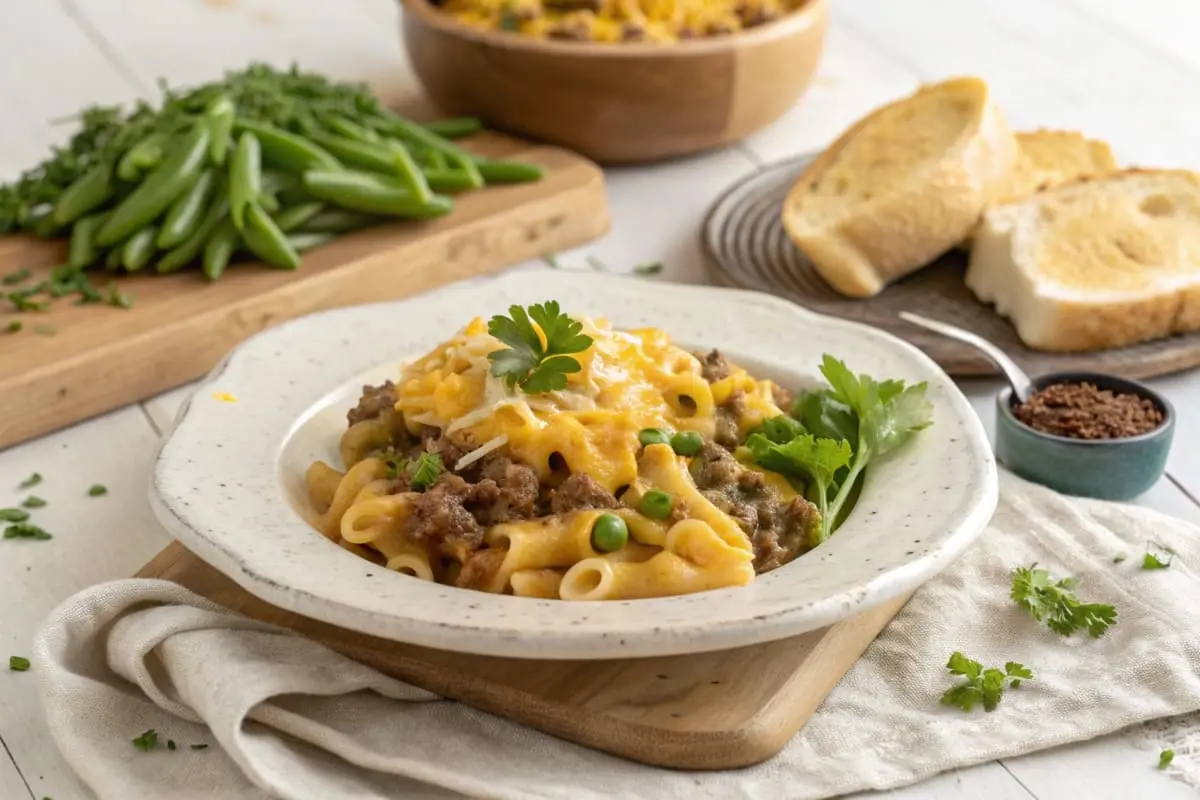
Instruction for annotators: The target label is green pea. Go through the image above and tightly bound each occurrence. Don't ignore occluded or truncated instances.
[670,431,704,456]
[640,490,674,520]
[638,428,671,447]
[590,513,628,553]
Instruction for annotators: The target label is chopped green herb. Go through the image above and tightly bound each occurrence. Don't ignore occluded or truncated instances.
[1,268,30,285]
[0,508,29,522]
[190,743,209,751]
[4,523,52,540]
[21,496,46,508]
[9,293,48,313]
[132,729,158,752]
[34,323,57,336]
[76,280,103,305]
[1143,545,1173,570]
[88,483,108,497]
[167,739,177,751]
[1113,552,1127,564]
[585,255,607,271]
[1011,564,1117,637]
[409,453,442,492]
[105,281,134,309]
[939,651,1033,712]
[8,656,30,671]
[1159,749,1175,769]
[487,301,593,394]
[19,472,42,489]
[5,320,20,333]
[498,9,521,30]
[633,262,663,276]
[542,254,560,268]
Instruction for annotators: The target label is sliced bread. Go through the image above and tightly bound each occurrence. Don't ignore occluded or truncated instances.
[781,76,1018,298]
[965,169,1200,351]
[996,130,1118,205]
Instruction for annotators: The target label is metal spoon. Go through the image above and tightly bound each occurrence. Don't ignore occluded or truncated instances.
[898,311,1035,403]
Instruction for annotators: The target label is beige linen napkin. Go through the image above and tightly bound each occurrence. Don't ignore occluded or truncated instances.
[33,471,1200,800]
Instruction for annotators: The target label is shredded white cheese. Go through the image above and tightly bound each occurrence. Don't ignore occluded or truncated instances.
[454,434,509,471]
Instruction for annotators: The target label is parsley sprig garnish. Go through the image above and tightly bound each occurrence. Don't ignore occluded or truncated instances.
[486,301,592,394]
[940,651,1033,712]
[1011,564,1117,637]
[744,355,932,545]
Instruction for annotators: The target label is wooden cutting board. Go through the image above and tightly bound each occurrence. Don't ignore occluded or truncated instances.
[0,132,608,450]
[137,542,911,770]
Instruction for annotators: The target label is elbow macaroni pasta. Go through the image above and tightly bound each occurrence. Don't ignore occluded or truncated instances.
[305,312,802,601]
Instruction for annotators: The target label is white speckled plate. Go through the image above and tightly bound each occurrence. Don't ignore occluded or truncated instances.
[150,269,997,659]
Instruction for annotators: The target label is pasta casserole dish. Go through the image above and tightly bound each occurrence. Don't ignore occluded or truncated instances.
[305,301,931,601]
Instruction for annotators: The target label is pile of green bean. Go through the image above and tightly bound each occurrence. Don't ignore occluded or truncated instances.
[1,64,543,281]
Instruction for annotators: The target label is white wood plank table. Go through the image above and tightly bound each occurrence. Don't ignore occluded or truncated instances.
[2,1,1199,798]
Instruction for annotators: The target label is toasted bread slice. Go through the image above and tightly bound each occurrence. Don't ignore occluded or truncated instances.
[997,130,1118,205]
[966,169,1200,351]
[781,76,1018,298]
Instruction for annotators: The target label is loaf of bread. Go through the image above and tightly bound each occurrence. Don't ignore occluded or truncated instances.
[965,169,1200,351]
[781,76,1018,298]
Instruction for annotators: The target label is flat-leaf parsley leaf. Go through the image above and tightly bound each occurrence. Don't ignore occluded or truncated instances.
[1011,564,1117,637]
[9,655,30,671]
[487,302,592,394]
[132,729,158,752]
[1142,544,1173,570]
[940,651,1033,712]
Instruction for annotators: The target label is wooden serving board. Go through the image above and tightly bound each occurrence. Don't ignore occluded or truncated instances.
[138,542,911,770]
[704,155,1200,380]
[0,132,608,450]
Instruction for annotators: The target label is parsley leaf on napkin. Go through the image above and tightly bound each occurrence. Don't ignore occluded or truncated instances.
[940,651,1033,712]
[1011,564,1117,637]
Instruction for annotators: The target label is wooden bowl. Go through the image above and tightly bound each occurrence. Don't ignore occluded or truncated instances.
[400,0,829,164]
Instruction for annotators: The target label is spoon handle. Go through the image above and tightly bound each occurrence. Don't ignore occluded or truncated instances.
[898,312,1035,402]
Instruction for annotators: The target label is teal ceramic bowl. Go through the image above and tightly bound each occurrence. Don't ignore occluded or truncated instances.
[995,372,1175,501]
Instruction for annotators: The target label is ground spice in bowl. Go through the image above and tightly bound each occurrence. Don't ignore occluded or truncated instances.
[1013,382,1164,440]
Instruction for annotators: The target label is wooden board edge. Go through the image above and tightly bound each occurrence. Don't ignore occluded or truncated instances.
[136,542,909,771]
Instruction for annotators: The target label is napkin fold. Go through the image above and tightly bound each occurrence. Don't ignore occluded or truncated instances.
[34,472,1200,800]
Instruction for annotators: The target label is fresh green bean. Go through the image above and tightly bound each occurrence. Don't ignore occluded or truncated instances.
[297,209,382,234]
[301,170,453,218]
[105,247,123,271]
[273,202,324,233]
[307,132,393,174]
[476,160,545,184]
[205,95,236,165]
[422,168,482,192]
[388,141,433,204]
[67,211,109,269]
[374,114,483,188]
[286,232,334,252]
[233,119,341,173]
[117,134,167,182]
[229,132,262,231]
[97,123,211,247]
[51,163,113,226]
[157,190,229,273]
[121,226,159,272]
[422,117,483,139]
[242,202,299,269]
[202,218,239,280]
[157,169,216,249]
[323,115,381,143]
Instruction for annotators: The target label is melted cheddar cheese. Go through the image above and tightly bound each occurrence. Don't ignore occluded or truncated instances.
[395,315,782,493]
